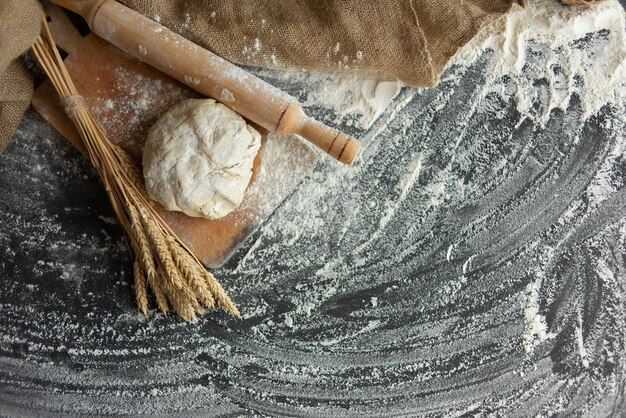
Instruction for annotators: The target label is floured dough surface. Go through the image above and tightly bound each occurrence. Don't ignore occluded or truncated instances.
[143,98,261,219]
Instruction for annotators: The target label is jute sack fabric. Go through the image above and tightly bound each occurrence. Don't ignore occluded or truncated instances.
[0,0,520,152]
[120,0,519,86]
[0,0,41,152]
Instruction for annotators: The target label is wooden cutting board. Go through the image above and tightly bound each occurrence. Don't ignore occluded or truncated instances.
[32,5,318,268]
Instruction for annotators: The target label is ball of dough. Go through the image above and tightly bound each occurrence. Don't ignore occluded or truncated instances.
[143,98,261,219]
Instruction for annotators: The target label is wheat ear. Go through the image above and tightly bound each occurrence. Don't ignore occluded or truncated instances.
[30,16,240,321]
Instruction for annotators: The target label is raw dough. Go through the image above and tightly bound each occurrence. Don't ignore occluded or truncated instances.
[143,98,261,219]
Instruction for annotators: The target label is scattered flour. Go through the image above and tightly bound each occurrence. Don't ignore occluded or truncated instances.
[1,0,625,415]
[304,73,402,128]
[523,275,550,353]
[451,0,626,125]
[576,312,589,368]
[251,66,402,129]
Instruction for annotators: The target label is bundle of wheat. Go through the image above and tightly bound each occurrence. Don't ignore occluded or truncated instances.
[30,16,239,322]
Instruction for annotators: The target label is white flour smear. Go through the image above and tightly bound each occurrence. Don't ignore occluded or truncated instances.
[452,0,626,125]
[252,68,403,129]
[303,73,402,128]
[1,0,625,416]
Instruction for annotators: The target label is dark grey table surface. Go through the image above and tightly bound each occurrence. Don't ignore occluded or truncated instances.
[1,5,626,417]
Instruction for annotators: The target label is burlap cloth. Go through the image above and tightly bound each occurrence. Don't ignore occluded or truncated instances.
[0,0,41,152]
[0,0,522,152]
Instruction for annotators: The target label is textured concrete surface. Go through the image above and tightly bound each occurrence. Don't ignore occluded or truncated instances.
[1,18,625,417]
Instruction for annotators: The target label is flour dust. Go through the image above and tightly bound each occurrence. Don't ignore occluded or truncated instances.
[0,0,625,415]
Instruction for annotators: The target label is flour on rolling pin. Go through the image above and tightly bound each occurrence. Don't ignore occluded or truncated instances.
[220,89,235,103]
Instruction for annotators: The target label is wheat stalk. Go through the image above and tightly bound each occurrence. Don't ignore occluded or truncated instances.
[30,16,240,321]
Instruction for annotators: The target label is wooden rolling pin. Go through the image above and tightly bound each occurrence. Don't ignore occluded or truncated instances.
[48,0,360,164]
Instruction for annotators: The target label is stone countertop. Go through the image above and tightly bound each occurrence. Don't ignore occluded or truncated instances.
[1,6,625,416]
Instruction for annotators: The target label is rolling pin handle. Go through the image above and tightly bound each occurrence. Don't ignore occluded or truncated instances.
[298,117,361,165]
[276,104,361,164]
